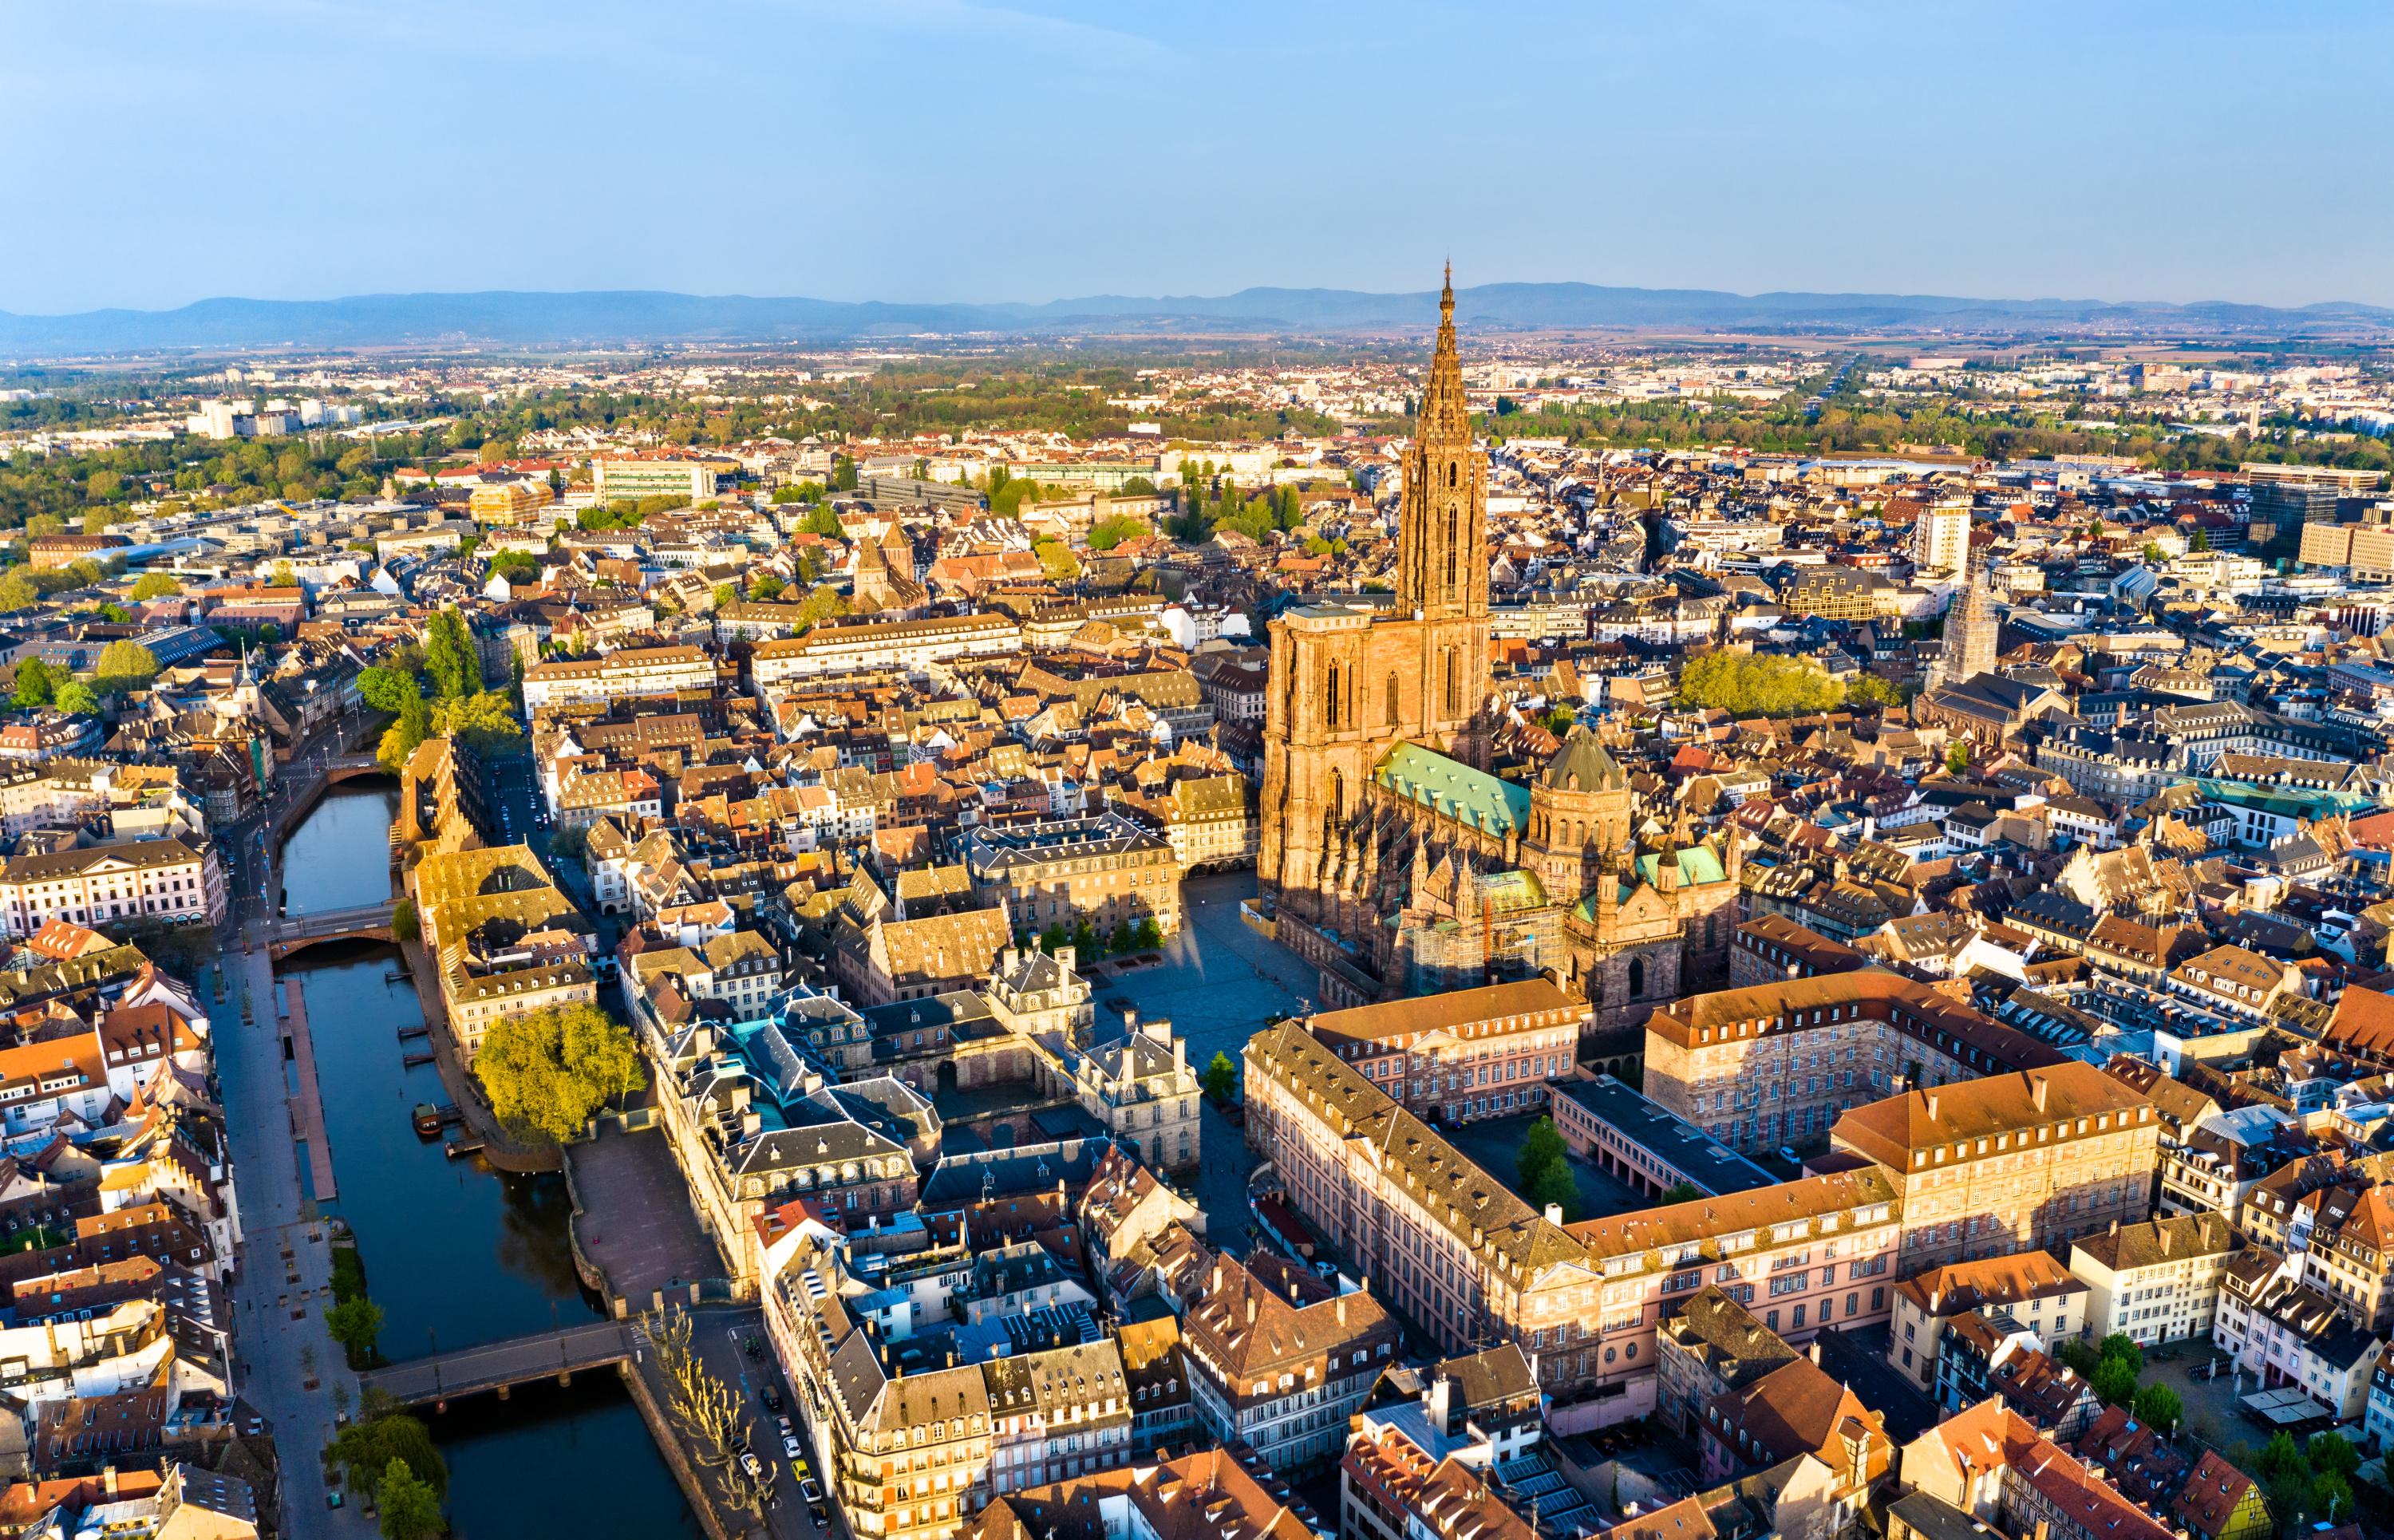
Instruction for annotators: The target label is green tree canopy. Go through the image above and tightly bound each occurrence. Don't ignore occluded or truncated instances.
[92,640,160,694]
[128,571,182,600]
[2089,1356,2139,1407]
[473,1002,646,1145]
[1674,652,1846,717]
[376,1458,444,1540]
[1515,1116,1578,1222]
[431,690,524,755]
[326,1297,385,1366]
[327,1399,447,1503]
[1201,1052,1238,1103]
[10,656,54,708]
[796,582,849,629]
[2131,1382,2180,1431]
[2096,1333,2144,1377]
[358,665,422,714]
[423,608,482,699]
[53,681,99,717]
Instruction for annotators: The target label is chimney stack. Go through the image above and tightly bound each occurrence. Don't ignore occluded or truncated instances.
[2033,1074,2048,1113]
[1926,1092,1940,1123]
[1545,1203,1563,1225]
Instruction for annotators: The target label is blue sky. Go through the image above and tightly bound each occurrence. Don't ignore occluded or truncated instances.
[4,1,2389,314]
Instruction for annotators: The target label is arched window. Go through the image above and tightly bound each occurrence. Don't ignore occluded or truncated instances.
[1629,956,1646,1000]
[1444,650,1460,714]
[1445,504,1458,590]
[1385,671,1400,727]
[1448,462,1457,489]
[1325,661,1341,728]
[1328,768,1345,823]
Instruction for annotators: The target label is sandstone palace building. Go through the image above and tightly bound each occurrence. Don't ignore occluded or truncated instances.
[1258,272,1737,1025]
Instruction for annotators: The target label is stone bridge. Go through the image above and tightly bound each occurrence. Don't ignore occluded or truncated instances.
[358,1319,638,1409]
[267,898,401,960]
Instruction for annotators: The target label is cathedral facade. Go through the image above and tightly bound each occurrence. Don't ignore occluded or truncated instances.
[1257,274,1732,1033]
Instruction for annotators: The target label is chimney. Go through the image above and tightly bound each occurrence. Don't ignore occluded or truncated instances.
[2159,1227,2172,1256]
[101,1467,117,1498]
[1337,1297,1348,1326]
[1808,1339,1823,1364]
[1428,1372,1451,1426]
[1545,1203,1563,1225]
[2033,1074,2048,1113]
[1926,1092,1940,1123]
[2110,1219,2119,1236]
[1247,1296,1257,1325]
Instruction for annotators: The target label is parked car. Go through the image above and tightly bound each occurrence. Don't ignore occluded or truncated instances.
[740,1451,764,1479]
[800,1479,824,1507]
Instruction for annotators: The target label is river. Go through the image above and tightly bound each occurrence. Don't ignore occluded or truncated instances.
[271,784,702,1538]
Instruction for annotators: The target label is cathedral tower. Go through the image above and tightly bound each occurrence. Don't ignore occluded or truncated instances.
[1258,269,1495,914]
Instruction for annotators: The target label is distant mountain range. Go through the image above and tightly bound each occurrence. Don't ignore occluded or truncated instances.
[5,282,2392,355]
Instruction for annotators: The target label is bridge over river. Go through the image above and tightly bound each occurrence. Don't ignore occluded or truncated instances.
[358,1319,639,1408]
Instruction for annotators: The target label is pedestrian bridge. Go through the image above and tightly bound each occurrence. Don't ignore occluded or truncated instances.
[358,1320,636,1408]
[267,899,401,959]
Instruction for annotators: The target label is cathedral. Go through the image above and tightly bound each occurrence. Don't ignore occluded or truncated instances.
[1257,271,1740,1030]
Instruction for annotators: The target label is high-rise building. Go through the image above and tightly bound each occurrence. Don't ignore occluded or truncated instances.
[1913,499,1971,574]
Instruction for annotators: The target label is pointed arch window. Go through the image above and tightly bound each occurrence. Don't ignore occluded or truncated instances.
[1385,671,1401,727]
[1448,462,1457,490]
[1445,503,1459,590]
[1444,650,1460,715]
[1325,661,1341,728]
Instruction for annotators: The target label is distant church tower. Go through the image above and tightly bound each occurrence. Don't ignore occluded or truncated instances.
[1931,551,1997,687]
[1257,267,1493,915]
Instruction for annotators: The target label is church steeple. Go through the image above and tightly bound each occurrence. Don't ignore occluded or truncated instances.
[1396,266,1485,621]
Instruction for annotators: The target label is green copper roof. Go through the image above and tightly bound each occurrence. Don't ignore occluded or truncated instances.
[1375,743,1531,838]
[1637,845,1728,888]
[2190,778,2373,820]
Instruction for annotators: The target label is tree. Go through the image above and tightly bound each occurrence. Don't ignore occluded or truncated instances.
[376,1458,444,1540]
[327,1396,447,1503]
[2190,528,2210,551]
[2097,1333,2144,1377]
[1945,742,1970,776]
[796,582,849,629]
[2131,1382,2181,1432]
[2055,1337,2104,1377]
[423,609,481,699]
[2306,1431,2359,1479]
[1674,653,1845,717]
[2256,1431,2307,1483]
[270,559,297,589]
[2089,1356,2139,1407]
[472,1002,646,1145]
[0,571,35,610]
[377,691,431,774]
[92,640,160,694]
[749,575,785,601]
[128,571,181,600]
[430,690,523,755]
[1657,1181,1705,1205]
[53,681,98,716]
[358,665,421,714]
[326,1297,385,1367]
[390,897,419,942]
[1201,1052,1238,1104]
[10,656,54,708]
[1516,1117,1577,1220]
[1847,673,1902,707]
[1132,917,1163,950]
[23,514,64,537]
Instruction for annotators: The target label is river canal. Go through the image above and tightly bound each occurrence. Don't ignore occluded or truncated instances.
[267,784,701,1537]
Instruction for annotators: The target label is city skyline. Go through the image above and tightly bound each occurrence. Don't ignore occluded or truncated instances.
[5,1,2391,314]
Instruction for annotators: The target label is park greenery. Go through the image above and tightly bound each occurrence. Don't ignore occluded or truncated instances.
[473,1002,646,1145]
[1515,1116,1578,1222]
[2253,1428,2359,1535]
[1674,653,1849,717]
[361,611,523,770]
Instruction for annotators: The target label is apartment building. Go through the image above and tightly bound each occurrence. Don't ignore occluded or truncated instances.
[1890,1251,2088,1392]
[522,643,717,709]
[413,842,595,1060]
[962,813,1181,939]
[1899,1400,2175,1540]
[1243,1021,1902,1432]
[592,454,717,503]
[1829,1064,2159,1272]
[0,837,223,937]
[2068,1212,2239,1347]
[2214,1262,2383,1421]
[1300,977,1581,1125]
[1180,1254,1399,1471]
[1653,1285,1799,1435]
[1643,969,2068,1155]
[753,613,1020,686]
[2293,1183,2394,1332]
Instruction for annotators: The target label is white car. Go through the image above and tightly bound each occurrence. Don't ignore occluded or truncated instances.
[783,1435,804,1459]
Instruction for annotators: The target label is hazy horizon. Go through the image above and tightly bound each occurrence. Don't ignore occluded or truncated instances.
[6,2,2390,314]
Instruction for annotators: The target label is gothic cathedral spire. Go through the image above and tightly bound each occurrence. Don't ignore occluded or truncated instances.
[1396,266,1486,622]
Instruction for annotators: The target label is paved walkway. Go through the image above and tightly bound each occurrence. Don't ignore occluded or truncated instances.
[280,979,339,1202]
